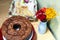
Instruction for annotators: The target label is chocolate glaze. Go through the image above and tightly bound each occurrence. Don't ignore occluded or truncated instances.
[1,16,33,40]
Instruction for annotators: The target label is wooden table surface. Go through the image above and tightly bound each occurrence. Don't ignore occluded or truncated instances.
[0,0,55,40]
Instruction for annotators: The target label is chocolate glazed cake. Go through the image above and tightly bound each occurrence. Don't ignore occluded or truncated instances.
[1,16,37,40]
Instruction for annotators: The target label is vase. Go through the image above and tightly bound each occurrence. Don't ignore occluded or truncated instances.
[38,21,47,34]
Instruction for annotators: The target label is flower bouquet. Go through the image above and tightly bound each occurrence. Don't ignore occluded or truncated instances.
[35,7,56,34]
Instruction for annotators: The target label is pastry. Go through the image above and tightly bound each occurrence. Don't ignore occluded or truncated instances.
[1,16,37,40]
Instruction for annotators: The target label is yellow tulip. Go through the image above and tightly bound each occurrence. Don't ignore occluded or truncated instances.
[45,8,56,21]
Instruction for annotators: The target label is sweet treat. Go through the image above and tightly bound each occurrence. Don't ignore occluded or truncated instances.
[9,0,37,22]
[1,16,37,40]
[16,6,34,17]
[9,0,37,16]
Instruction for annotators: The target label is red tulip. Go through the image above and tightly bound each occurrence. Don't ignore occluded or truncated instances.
[36,7,46,15]
[40,7,46,13]
[36,7,46,22]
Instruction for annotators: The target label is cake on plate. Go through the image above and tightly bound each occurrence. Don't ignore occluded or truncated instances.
[1,16,37,40]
